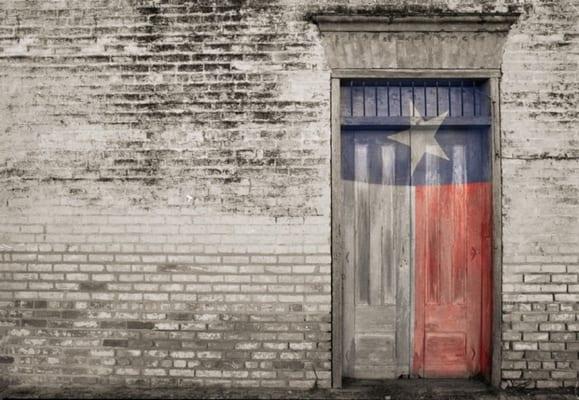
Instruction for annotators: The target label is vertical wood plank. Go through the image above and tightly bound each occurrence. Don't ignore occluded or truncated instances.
[437,85,450,116]
[341,85,352,118]
[330,78,343,388]
[352,86,364,117]
[425,152,440,304]
[394,144,412,373]
[355,141,370,305]
[490,77,502,387]
[342,131,356,378]
[439,172,452,306]
[368,143,382,305]
[412,84,427,116]
[462,86,475,117]
[425,86,438,117]
[376,87,389,116]
[450,86,462,117]
[402,86,413,116]
[390,85,402,117]
[451,144,467,304]
[365,86,377,117]
[381,144,396,305]
[480,181,493,377]
[413,185,426,376]
[465,182,486,376]
[407,185,415,374]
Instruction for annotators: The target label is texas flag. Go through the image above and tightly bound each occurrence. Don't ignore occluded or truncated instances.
[342,104,492,378]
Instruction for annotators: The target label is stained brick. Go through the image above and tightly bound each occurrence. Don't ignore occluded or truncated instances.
[21,319,47,328]
[78,282,108,292]
[103,339,129,348]
[127,321,155,330]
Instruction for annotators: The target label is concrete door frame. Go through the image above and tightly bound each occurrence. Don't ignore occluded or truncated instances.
[330,70,504,388]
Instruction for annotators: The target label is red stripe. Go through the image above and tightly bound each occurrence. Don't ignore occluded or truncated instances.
[413,182,492,378]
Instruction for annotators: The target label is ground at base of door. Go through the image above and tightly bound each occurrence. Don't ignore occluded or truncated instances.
[0,380,576,400]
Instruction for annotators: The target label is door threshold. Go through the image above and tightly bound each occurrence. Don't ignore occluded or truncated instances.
[341,378,495,396]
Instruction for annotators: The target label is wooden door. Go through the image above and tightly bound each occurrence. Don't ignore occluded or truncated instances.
[341,130,411,379]
[412,128,492,378]
[340,80,492,380]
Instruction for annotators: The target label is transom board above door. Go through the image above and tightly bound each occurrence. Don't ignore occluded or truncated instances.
[341,80,491,126]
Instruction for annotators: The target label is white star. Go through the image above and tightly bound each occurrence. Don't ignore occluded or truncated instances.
[388,106,449,173]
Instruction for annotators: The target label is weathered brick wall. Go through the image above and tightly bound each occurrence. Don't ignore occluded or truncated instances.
[0,0,577,390]
[500,0,579,390]
[0,0,332,388]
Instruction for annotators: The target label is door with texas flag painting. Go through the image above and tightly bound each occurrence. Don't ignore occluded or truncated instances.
[340,80,493,379]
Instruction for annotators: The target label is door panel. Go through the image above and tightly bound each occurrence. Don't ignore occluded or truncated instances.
[412,129,492,378]
[342,130,411,379]
[341,80,492,381]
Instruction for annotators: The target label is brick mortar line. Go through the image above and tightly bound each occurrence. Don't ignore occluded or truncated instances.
[2,259,331,262]
[2,263,330,267]
[7,325,330,329]
[1,252,328,256]
[0,289,331,294]
[1,297,331,303]
[2,342,331,349]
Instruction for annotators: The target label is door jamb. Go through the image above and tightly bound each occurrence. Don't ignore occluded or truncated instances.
[331,77,344,388]
[330,70,503,388]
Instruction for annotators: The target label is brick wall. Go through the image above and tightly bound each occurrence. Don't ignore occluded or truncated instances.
[500,0,578,389]
[0,0,332,388]
[0,0,577,390]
